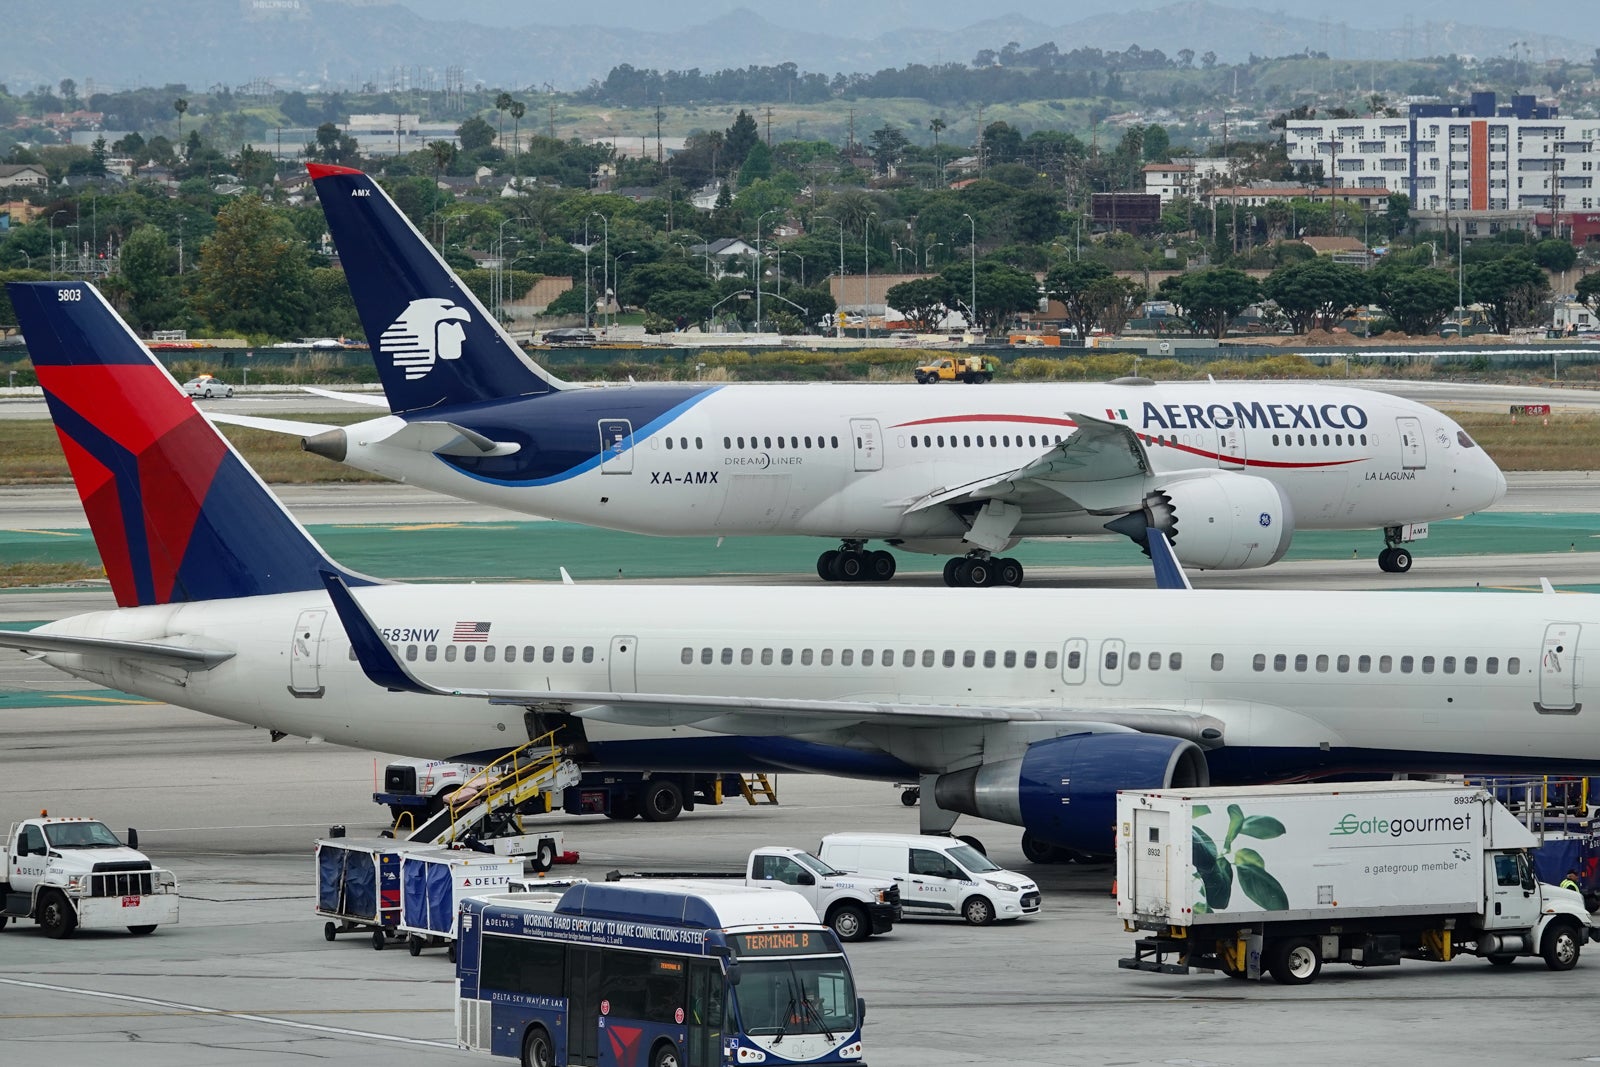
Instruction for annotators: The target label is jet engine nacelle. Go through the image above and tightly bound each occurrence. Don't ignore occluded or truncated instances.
[932,732,1209,855]
[1105,471,1294,570]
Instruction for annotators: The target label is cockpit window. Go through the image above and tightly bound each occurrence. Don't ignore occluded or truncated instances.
[1457,430,1477,449]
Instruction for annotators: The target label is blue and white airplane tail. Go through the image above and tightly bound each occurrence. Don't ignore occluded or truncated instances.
[308,163,563,413]
[8,281,372,607]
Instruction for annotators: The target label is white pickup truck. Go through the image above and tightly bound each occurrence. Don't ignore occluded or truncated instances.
[610,845,902,942]
[1,815,179,939]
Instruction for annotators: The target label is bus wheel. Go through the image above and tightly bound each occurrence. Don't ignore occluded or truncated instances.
[651,1040,681,1067]
[520,1025,554,1067]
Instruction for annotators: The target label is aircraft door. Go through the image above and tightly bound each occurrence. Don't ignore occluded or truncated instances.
[289,609,327,698]
[850,417,884,472]
[1098,639,1125,686]
[1396,416,1426,470]
[598,418,633,474]
[1537,622,1581,714]
[609,635,638,693]
[1217,426,1246,470]
[1061,638,1088,684]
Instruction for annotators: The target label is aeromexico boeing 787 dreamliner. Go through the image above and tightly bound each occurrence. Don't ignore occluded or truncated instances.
[210,164,1505,587]
[0,280,1588,859]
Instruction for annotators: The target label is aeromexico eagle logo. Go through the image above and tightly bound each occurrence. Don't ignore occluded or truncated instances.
[379,298,471,380]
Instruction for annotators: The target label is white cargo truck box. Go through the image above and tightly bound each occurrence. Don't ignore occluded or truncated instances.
[1117,781,1537,927]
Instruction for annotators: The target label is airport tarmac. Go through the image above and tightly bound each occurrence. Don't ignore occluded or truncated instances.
[4,700,1600,1067]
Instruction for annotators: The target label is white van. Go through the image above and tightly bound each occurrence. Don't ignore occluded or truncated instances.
[817,832,1040,926]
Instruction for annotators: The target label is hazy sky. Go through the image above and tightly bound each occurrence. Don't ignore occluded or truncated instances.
[408,0,1596,35]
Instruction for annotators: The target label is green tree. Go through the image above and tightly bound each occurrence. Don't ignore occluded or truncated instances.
[724,110,760,172]
[778,284,837,331]
[1262,258,1371,334]
[308,122,359,164]
[1467,255,1549,333]
[173,97,188,142]
[942,260,1038,332]
[1533,238,1578,272]
[886,276,955,330]
[738,140,773,186]
[1173,268,1261,338]
[1044,260,1112,338]
[456,116,495,153]
[1142,124,1171,163]
[1372,266,1458,335]
[494,91,513,151]
[112,224,180,331]
[193,195,311,338]
[1577,271,1600,315]
[544,285,591,318]
[1084,275,1145,336]
[867,125,909,174]
[1385,193,1410,238]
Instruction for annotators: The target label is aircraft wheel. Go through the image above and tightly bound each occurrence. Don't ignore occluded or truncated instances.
[1389,547,1413,572]
[867,549,897,581]
[964,558,994,587]
[900,787,920,806]
[817,550,840,581]
[942,558,964,586]
[836,552,865,582]
[996,557,1024,587]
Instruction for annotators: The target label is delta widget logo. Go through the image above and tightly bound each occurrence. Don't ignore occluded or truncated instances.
[379,298,471,380]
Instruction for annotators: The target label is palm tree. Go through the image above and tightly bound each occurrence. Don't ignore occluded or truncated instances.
[173,97,188,144]
[494,92,513,154]
[509,100,526,176]
[929,117,947,184]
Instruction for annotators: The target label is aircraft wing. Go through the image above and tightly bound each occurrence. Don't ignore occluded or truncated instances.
[0,630,235,670]
[302,386,390,408]
[320,573,1222,743]
[902,410,1150,514]
[208,413,518,458]
[207,412,336,436]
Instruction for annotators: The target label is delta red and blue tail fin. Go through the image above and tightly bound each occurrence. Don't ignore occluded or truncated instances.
[9,281,373,607]
[308,163,561,413]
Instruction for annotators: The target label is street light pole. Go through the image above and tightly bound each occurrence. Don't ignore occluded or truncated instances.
[962,212,977,334]
[863,211,877,339]
[755,208,781,331]
[614,250,637,322]
[815,214,845,338]
[589,211,609,331]
[49,210,66,280]
[583,216,592,329]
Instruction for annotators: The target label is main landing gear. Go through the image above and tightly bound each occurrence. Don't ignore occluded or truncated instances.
[942,553,1024,588]
[1378,525,1414,573]
[817,541,897,582]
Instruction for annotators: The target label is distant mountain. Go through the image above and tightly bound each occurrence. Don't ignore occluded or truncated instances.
[4,0,1592,93]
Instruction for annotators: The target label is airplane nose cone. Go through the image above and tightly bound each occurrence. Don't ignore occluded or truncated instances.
[1467,448,1508,511]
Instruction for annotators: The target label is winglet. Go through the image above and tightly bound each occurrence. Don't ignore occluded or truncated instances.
[320,571,435,694]
[1147,529,1193,590]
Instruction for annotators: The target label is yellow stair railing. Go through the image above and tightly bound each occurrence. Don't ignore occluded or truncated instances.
[433,730,569,845]
[739,773,779,805]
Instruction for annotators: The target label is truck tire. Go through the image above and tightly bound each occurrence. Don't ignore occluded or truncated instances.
[1268,937,1321,985]
[961,895,995,926]
[828,902,870,943]
[521,1024,555,1067]
[606,797,640,821]
[39,891,76,940]
[1542,921,1581,971]
[127,924,158,935]
[640,780,684,822]
[532,839,557,873]
[1021,831,1063,864]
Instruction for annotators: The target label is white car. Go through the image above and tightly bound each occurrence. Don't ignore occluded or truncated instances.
[182,376,233,399]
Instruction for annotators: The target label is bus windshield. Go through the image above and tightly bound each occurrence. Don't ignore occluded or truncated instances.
[737,956,858,1039]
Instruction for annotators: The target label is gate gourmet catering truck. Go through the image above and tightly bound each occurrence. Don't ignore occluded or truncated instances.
[2,814,179,938]
[1116,782,1597,985]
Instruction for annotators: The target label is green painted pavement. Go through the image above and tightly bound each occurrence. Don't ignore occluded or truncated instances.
[4,513,1600,583]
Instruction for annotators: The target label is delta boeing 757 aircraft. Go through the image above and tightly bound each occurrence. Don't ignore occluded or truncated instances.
[0,280,1586,861]
[210,164,1505,587]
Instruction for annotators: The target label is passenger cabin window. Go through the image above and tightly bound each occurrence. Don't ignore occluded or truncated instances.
[464,646,477,662]
[1211,653,1224,671]
[445,646,457,662]
[1127,652,1142,671]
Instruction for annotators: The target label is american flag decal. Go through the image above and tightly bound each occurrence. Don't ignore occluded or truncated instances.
[453,621,492,642]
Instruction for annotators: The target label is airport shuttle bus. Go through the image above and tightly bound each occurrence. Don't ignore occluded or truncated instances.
[456,881,866,1067]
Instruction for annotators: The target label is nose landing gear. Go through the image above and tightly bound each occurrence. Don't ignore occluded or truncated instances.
[1377,527,1415,573]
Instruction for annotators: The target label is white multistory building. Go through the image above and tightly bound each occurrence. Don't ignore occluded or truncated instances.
[1285,92,1600,244]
